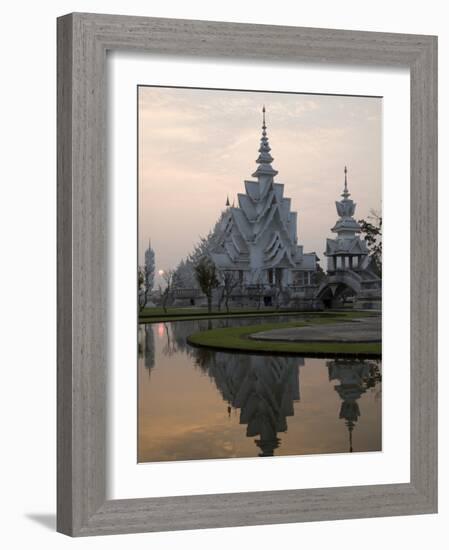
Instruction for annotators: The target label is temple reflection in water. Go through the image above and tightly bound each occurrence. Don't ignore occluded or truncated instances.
[327,359,382,452]
[138,320,382,462]
[195,349,302,457]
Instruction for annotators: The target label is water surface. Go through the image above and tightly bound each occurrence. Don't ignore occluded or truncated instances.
[138,316,381,462]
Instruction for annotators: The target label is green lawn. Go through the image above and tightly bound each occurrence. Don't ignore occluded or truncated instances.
[139,307,375,324]
[186,316,381,357]
[139,306,294,322]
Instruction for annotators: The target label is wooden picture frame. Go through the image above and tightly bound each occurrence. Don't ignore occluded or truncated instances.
[57,12,438,536]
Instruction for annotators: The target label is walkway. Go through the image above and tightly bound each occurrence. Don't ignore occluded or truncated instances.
[248,316,381,343]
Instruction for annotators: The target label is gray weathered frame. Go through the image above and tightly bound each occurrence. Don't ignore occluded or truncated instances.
[57,12,438,537]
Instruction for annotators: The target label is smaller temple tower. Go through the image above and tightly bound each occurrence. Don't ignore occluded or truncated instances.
[143,240,156,307]
[317,167,382,309]
[324,167,369,273]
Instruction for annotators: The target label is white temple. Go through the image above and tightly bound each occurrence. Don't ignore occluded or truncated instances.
[147,108,381,310]
[209,107,317,289]
[324,167,369,272]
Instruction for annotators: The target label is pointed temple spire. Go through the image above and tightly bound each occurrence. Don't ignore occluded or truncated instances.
[252,106,278,178]
[225,195,230,207]
[341,165,350,199]
[334,165,357,222]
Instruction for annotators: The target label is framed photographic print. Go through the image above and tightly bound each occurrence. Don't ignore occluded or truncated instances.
[57,13,437,536]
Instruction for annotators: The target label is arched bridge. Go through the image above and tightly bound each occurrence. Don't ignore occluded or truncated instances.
[316,269,380,309]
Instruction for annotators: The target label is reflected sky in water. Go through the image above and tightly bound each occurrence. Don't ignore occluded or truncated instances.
[138,317,381,463]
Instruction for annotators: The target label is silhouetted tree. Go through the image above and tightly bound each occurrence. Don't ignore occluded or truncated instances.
[138,266,147,312]
[219,271,240,313]
[311,263,326,284]
[138,254,155,313]
[159,269,175,313]
[359,210,382,275]
[194,257,219,313]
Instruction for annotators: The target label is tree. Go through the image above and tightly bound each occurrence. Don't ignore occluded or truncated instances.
[138,243,156,313]
[172,209,227,288]
[247,270,265,310]
[172,258,196,288]
[193,256,219,313]
[159,269,175,314]
[338,286,355,306]
[311,263,326,285]
[138,266,147,312]
[358,210,382,275]
[219,271,240,313]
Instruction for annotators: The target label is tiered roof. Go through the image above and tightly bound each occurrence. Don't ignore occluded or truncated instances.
[325,167,369,257]
[210,107,316,276]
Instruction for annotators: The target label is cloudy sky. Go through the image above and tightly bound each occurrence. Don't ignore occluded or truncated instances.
[138,86,381,282]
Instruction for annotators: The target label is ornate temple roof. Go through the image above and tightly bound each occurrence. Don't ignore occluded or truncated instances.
[210,107,316,278]
[331,167,363,235]
[325,167,369,258]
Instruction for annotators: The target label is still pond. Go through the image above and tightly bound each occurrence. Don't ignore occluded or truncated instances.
[138,316,381,463]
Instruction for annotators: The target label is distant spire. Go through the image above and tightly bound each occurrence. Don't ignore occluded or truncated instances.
[252,106,278,178]
[341,166,350,199]
[226,195,230,207]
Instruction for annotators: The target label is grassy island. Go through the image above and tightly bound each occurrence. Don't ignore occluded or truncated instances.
[186,313,381,358]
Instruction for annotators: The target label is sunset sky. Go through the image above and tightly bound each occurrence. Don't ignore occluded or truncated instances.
[138,86,381,284]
